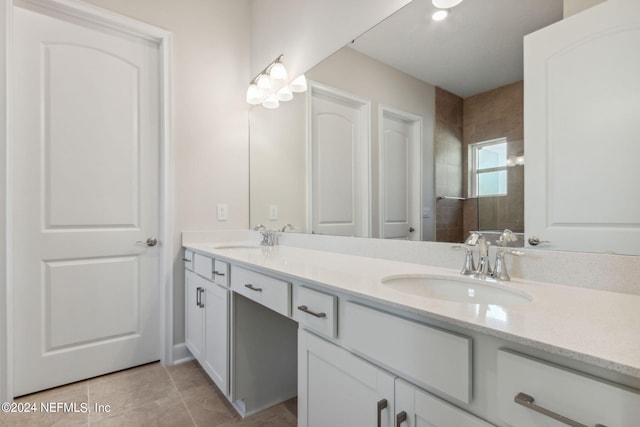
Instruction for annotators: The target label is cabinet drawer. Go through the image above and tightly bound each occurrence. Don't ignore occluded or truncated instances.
[294,286,337,338]
[193,253,213,280]
[497,349,640,427]
[212,259,229,287]
[231,267,291,317]
[343,302,471,403]
[183,249,194,271]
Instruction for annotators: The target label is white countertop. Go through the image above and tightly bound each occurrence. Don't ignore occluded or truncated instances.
[185,241,640,380]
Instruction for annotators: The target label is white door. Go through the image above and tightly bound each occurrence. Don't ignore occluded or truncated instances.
[380,108,422,240]
[298,329,395,427]
[12,5,161,395]
[309,84,370,237]
[524,0,640,255]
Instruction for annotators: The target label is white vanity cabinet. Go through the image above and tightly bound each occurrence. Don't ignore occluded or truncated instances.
[299,329,493,427]
[184,253,229,395]
[184,269,204,360]
[298,329,395,427]
[497,349,640,427]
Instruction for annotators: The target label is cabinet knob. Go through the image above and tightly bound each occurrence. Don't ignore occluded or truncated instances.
[244,283,262,292]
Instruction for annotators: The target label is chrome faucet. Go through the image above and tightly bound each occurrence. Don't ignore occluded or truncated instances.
[281,224,295,232]
[466,231,492,278]
[492,229,524,281]
[254,225,276,246]
[455,230,524,281]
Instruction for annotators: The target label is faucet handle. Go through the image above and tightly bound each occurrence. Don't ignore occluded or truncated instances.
[492,249,524,281]
[465,231,481,246]
[452,245,476,276]
[497,229,518,247]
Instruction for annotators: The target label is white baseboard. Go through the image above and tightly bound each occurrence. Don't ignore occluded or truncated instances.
[171,343,194,365]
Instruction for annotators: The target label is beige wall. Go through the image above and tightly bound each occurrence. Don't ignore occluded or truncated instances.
[564,0,607,18]
[82,0,251,346]
[250,0,411,82]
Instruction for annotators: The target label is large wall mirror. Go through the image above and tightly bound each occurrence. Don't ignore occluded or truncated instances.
[249,0,563,244]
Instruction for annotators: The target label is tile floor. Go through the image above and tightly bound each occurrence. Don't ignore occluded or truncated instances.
[0,361,297,427]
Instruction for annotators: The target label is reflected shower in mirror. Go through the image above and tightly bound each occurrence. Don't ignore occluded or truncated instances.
[249,0,562,244]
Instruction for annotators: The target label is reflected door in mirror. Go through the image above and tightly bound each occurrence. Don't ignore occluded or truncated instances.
[310,85,370,236]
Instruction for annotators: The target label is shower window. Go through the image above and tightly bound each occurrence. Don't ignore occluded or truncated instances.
[469,138,507,197]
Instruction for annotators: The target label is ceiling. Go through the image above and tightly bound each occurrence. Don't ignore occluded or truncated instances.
[350,0,563,98]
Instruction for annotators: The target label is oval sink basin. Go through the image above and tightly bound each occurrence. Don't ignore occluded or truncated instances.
[381,275,532,305]
[211,244,261,250]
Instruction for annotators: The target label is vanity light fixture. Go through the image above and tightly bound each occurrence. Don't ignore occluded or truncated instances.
[246,54,307,108]
[432,9,449,21]
[432,0,463,8]
[277,85,294,101]
[290,74,307,93]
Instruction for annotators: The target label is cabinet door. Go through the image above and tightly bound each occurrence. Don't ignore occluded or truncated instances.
[184,270,204,360]
[524,0,640,254]
[298,329,395,427]
[395,378,494,427]
[202,282,229,396]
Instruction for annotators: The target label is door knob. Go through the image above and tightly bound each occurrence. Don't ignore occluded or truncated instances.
[527,236,549,246]
[137,237,158,246]
[409,227,415,233]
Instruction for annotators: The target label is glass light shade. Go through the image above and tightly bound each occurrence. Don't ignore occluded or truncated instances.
[432,10,449,21]
[262,94,279,109]
[246,84,262,105]
[432,0,463,8]
[256,74,271,90]
[515,155,525,165]
[290,74,307,93]
[269,62,288,81]
[276,85,293,101]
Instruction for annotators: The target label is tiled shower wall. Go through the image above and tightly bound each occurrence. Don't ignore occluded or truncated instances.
[435,81,524,243]
[462,81,524,235]
[435,88,464,243]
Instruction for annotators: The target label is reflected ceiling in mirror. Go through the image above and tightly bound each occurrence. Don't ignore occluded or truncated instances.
[351,0,562,98]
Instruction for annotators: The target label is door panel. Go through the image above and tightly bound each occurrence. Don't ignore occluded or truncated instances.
[45,257,139,351]
[310,86,370,237]
[380,110,421,240]
[524,0,640,254]
[45,44,139,228]
[12,5,161,395]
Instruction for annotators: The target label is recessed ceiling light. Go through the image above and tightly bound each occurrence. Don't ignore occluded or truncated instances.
[432,10,449,21]
[432,0,463,8]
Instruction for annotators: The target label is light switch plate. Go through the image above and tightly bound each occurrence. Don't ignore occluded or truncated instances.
[269,205,278,221]
[217,204,228,221]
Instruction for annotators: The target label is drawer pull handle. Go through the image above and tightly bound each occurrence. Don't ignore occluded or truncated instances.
[182,258,191,262]
[514,393,607,427]
[396,410,407,427]
[377,399,388,427]
[213,270,226,276]
[244,283,262,292]
[196,287,203,308]
[297,305,326,318]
